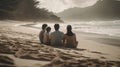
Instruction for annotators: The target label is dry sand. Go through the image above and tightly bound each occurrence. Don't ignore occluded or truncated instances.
[0,20,120,67]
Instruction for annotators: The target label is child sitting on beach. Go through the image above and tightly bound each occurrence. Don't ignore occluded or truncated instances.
[63,25,78,48]
[39,24,47,44]
[43,27,51,45]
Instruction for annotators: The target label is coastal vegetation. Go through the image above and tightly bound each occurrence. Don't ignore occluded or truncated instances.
[0,0,63,22]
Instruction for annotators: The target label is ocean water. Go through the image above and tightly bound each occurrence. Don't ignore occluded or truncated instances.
[33,20,120,37]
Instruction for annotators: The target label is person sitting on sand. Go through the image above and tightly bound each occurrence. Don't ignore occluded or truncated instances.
[43,27,51,45]
[50,24,64,47]
[39,24,48,44]
[63,25,78,48]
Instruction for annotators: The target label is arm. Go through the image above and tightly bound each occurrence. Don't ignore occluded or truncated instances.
[74,34,78,44]
[74,34,77,42]
[63,34,66,46]
[39,30,45,44]
[63,35,65,44]
[74,34,78,47]
[49,33,51,42]
[48,34,51,43]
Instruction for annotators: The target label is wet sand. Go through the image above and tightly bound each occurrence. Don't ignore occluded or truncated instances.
[0,20,120,67]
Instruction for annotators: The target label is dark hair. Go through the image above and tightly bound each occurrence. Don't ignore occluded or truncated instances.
[46,27,51,32]
[66,25,74,36]
[42,24,47,30]
[54,24,59,31]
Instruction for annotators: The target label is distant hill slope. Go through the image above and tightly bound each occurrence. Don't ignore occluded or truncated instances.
[57,0,120,21]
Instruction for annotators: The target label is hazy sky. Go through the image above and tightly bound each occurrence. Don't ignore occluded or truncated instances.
[37,0,98,13]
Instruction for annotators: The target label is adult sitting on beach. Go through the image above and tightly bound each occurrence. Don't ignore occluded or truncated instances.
[63,25,78,48]
[39,24,47,44]
[50,24,64,47]
[43,27,51,45]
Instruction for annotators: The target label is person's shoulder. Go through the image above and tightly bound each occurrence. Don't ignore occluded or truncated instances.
[73,33,76,35]
[44,32,48,34]
[40,30,43,34]
[64,34,67,37]
[40,30,42,32]
[73,33,76,37]
[59,31,64,34]
[40,30,44,33]
[50,31,55,35]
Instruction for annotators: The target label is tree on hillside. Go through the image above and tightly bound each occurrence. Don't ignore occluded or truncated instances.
[0,0,19,19]
[13,0,62,22]
[0,0,63,22]
[13,0,39,19]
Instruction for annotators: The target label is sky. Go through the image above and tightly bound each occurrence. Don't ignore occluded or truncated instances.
[37,0,98,13]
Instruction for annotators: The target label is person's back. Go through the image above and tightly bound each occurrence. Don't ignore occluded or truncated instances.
[64,34,78,48]
[43,27,51,45]
[50,24,64,47]
[63,25,78,48]
[39,24,47,44]
[50,31,64,46]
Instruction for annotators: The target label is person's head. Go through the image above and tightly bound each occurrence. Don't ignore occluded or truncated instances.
[54,24,59,31]
[42,24,47,30]
[67,25,72,31]
[46,27,51,33]
[66,25,74,36]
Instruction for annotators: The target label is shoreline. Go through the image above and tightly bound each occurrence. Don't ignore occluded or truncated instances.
[23,22,120,47]
[0,20,120,67]
[75,31,120,47]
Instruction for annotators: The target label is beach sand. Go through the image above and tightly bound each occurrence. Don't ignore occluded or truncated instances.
[0,20,120,67]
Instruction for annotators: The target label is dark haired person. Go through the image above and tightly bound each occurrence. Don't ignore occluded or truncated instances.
[63,25,78,48]
[39,24,47,44]
[50,24,64,47]
[43,27,51,45]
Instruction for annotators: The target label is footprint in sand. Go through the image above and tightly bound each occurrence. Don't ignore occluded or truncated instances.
[90,51,104,55]
[100,56,106,59]
[73,51,80,54]
[74,48,87,51]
